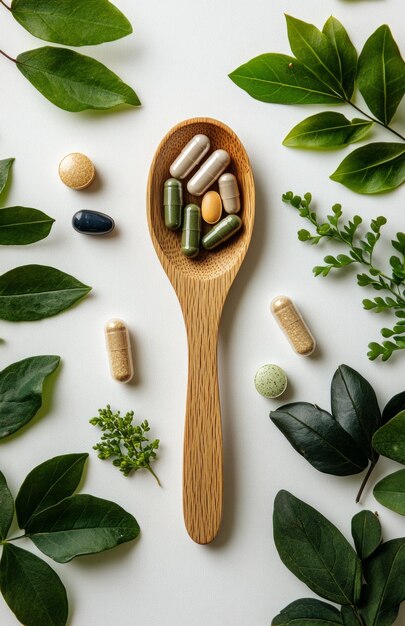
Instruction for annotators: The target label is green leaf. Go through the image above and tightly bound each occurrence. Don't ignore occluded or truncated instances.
[383,391,405,424]
[330,142,405,194]
[340,606,362,626]
[16,453,88,528]
[272,598,343,625]
[0,206,54,245]
[0,159,14,196]
[270,402,368,476]
[273,490,362,605]
[0,544,68,626]
[322,16,357,99]
[357,25,405,125]
[0,264,91,321]
[331,364,381,459]
[229,53,342,105]
[0,471,14,540]
[11,0,132,46]
[285,15,345,97]
[26,494,140,562]
[16,47,140,112]
[351,510,382,559]
[360,539,405,626]
[0,355,60,439]
[374,469,405,515]
[283,112,372,149]
[372,410,405,463]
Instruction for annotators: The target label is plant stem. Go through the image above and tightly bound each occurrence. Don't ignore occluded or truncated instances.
[356,458,378,503]
[0,49,16,63]
[346,100,405,141]
[147,465,161,487]
[0,0,11,11]
[6,534,25,542]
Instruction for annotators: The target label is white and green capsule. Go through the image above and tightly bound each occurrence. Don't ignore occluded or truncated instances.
[181,204,201,258]
[201,214,242,250]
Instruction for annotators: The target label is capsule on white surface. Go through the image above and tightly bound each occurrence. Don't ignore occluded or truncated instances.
[169,134,210,179]
[187,149,231,196]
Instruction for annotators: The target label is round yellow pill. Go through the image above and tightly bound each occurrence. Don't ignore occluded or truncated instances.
[201,190,222,224]
[58,153,95,190]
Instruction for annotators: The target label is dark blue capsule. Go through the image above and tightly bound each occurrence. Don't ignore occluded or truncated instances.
[72,210,115,235]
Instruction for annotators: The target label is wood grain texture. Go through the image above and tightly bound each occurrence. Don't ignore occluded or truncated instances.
[147,118,255,544]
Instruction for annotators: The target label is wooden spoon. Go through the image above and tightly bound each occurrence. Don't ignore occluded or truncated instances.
[147,118,255,544]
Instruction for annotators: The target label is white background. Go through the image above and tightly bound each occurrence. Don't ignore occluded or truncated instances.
[0,0,404,624]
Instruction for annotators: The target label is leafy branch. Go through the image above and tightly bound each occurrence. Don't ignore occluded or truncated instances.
[283,191,405,361]
[229,15,405,194]
[90,406,161,485]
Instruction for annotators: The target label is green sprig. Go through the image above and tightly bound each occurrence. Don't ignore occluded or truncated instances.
[283,191,405,361]
[90,405,161,485]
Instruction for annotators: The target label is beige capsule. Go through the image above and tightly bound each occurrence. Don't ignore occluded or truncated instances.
[201,191,222,224]
[169,134,210,179]
[105,319,134,382]
[271,296,316,356]
[218,172,240,214]
[187,149,230,196]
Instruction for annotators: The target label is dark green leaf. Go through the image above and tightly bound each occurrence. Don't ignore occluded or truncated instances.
[0,544,68,626]
[26,494,140,562]
[272,598,343,625]
[229,53,342,105]
[16,47,140,112]
[351,510,382,559]
[0,206,54,245]
[374,469,405,515]
[11,0,132,46]
[16,453,88,528]
[285,15,344,97]
[0,264,91,321]
[330,142,405,194]
[372,410,405,463]
[283,112,372,149]
[0,355,60,439]
[331,364,381,459]
[383,391,405,424]
[270,402,368,476]
[340,606,363,626]
[357,25,405,125]
[273,491,362,605]
[0,471,14,540]
[322,16,357,99]
[360,539,405,626]
[0,159,14,196]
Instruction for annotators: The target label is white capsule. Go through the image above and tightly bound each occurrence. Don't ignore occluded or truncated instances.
[169,134,210,180]
[187,149,231,196]
[218,173,241,214]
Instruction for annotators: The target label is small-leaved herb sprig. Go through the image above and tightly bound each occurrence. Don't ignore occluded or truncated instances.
[90,406,161,485]
[283,191,405,361]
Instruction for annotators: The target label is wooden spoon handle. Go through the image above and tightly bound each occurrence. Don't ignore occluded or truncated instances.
[182,288,223,544]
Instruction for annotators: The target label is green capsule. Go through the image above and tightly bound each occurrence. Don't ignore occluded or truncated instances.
[181,204,201,258]
[202,214,242,250]
[164,178,183,230]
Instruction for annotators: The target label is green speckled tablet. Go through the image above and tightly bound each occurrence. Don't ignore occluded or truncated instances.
[254,364,287,398]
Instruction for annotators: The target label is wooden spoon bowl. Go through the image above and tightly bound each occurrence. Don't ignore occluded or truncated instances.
[147,118,255,544]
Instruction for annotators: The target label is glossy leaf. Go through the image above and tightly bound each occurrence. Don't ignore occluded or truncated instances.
[270,402,368,476]
[0,544,68,626]
[351,510,382,559]
[322,16,357,100]
[285,15,344,97]
[372,410,405,463]
[273,490,362,605]
[340,606,362,626]
[272,598,343,625]
[16,453,88,528]
[357,25,405,125]
[374,469,405,515]
[11,0,132,46]
[383,391,405,424]
[331,364,381,459]
[330,142,405,194]
[283,112,372,149]
[0,264,91,321]
[229,53,342,105]
[26,494,140,562]
[0,158,14,196]
[0,206,54,245]
[0,471,14,540]
[360,539,405,626]
[17,47,140,112]
[0,355,60,439]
